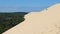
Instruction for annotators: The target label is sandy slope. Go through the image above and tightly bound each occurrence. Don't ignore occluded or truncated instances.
[3,3,60,34]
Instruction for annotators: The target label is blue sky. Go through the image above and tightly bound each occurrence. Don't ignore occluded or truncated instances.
[0,0,60,12]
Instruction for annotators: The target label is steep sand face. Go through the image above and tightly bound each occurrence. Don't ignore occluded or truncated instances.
[3,3,60,34]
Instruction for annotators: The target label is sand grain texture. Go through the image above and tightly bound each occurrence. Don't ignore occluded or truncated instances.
[3,3,60,34]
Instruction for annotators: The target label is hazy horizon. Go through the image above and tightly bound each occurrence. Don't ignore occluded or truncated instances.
[0,0,60,12]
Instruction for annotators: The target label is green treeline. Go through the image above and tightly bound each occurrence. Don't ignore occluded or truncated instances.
[0,12,28,34]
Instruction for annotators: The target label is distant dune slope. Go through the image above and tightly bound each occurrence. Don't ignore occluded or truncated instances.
[3,3,60,34]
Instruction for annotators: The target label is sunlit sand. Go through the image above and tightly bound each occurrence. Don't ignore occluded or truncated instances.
[3,3,60,34]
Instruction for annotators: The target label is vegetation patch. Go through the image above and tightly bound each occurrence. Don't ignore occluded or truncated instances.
[0,12,28,34]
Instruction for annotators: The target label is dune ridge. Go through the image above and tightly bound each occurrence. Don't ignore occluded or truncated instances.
[3,3,60,34]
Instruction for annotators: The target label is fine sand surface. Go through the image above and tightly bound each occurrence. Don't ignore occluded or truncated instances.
[3,3,60,34]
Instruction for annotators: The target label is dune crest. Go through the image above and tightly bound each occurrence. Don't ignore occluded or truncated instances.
[3,3,60,34]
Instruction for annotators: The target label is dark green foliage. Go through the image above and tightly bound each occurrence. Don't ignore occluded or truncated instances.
[0,12,28,34]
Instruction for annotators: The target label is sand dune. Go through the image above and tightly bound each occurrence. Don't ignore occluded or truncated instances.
[3,3,60,34]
